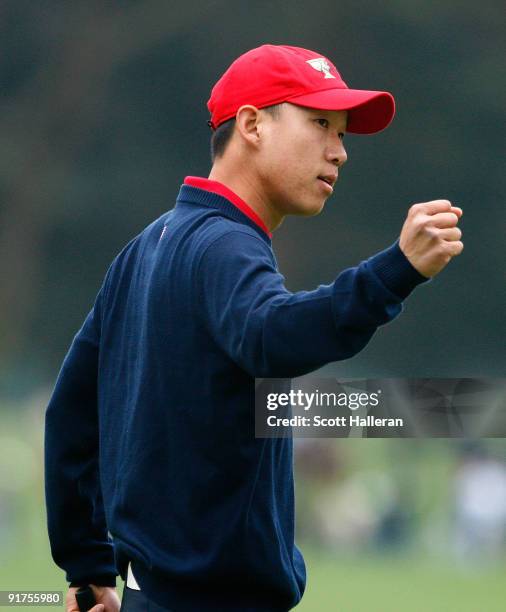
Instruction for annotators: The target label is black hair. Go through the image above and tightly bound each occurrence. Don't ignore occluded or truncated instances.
[210,104,282,163]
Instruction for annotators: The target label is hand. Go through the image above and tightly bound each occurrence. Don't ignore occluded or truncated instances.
[66,586,121,612]
[399,199,463,278]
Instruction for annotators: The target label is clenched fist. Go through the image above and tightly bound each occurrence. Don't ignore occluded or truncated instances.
[399,200,463,278]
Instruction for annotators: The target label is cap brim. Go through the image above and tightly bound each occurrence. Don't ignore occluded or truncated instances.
[286,88,395,134]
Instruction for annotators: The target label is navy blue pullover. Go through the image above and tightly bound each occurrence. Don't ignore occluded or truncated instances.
[45,178,427,611]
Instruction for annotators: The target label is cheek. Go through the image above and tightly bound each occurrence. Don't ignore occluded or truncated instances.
[258,132,321,202]
[267,143,315,188]
[257,147,289,189]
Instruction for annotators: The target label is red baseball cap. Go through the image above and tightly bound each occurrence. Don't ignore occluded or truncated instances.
[207,44,395,135]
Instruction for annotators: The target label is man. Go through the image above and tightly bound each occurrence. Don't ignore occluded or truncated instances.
[45,44,463,612]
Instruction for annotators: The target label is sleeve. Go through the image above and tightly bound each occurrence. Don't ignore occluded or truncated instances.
[44,285,118,587]
[197,231,428,378]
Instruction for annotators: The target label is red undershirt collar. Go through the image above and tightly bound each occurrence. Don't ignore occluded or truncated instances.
[184,176,272,238]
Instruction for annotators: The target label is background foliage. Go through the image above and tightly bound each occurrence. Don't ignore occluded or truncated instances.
[0,0,504,391]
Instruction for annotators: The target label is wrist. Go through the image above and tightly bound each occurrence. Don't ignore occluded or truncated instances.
[69,576,117,588]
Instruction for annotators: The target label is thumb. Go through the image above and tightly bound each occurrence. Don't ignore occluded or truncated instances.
[89,606,104,612]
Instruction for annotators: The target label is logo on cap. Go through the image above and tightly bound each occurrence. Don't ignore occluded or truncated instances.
[306,58,335,79]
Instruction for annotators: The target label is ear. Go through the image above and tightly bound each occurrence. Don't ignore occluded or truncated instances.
[235,105,262,147]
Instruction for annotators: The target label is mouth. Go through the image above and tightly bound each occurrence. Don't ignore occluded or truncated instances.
[317,175,336,194]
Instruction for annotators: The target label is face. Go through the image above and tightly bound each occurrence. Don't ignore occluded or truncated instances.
[254,103,348,218]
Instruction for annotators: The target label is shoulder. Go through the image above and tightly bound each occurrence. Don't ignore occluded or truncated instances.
[196,217,273,261]
[192,220,276,281]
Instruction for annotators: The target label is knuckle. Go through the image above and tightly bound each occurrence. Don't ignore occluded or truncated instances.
[437,243,449,258]
[426,226,439,240]
[414,218,427,234]
[413,202,428,215]
[434,199,452,208]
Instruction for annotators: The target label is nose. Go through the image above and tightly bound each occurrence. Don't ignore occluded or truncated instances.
[326,138,347,168]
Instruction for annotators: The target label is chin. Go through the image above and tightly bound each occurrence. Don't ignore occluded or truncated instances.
[279,191,327,218]
[298,199,326,217]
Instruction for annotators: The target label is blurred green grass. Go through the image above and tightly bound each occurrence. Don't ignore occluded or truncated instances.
[2,512,505,611]
[298,549,506,611]
[1,406,505,611]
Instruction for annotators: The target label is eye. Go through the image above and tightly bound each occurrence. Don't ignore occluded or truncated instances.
[315,118,329,128]
[338,132,345,141]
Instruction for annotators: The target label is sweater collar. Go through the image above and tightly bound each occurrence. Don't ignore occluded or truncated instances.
[182,176,272,240]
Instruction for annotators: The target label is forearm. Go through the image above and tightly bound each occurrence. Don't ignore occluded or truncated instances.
[201,232,427,378]
[241,243,425,377]
[45,310,117,585]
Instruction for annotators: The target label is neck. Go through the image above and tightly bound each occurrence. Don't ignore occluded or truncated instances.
[208,162,284,232]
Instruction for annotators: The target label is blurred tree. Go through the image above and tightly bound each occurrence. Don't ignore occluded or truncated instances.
[0,0,225,381]
[0,0,504,394]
